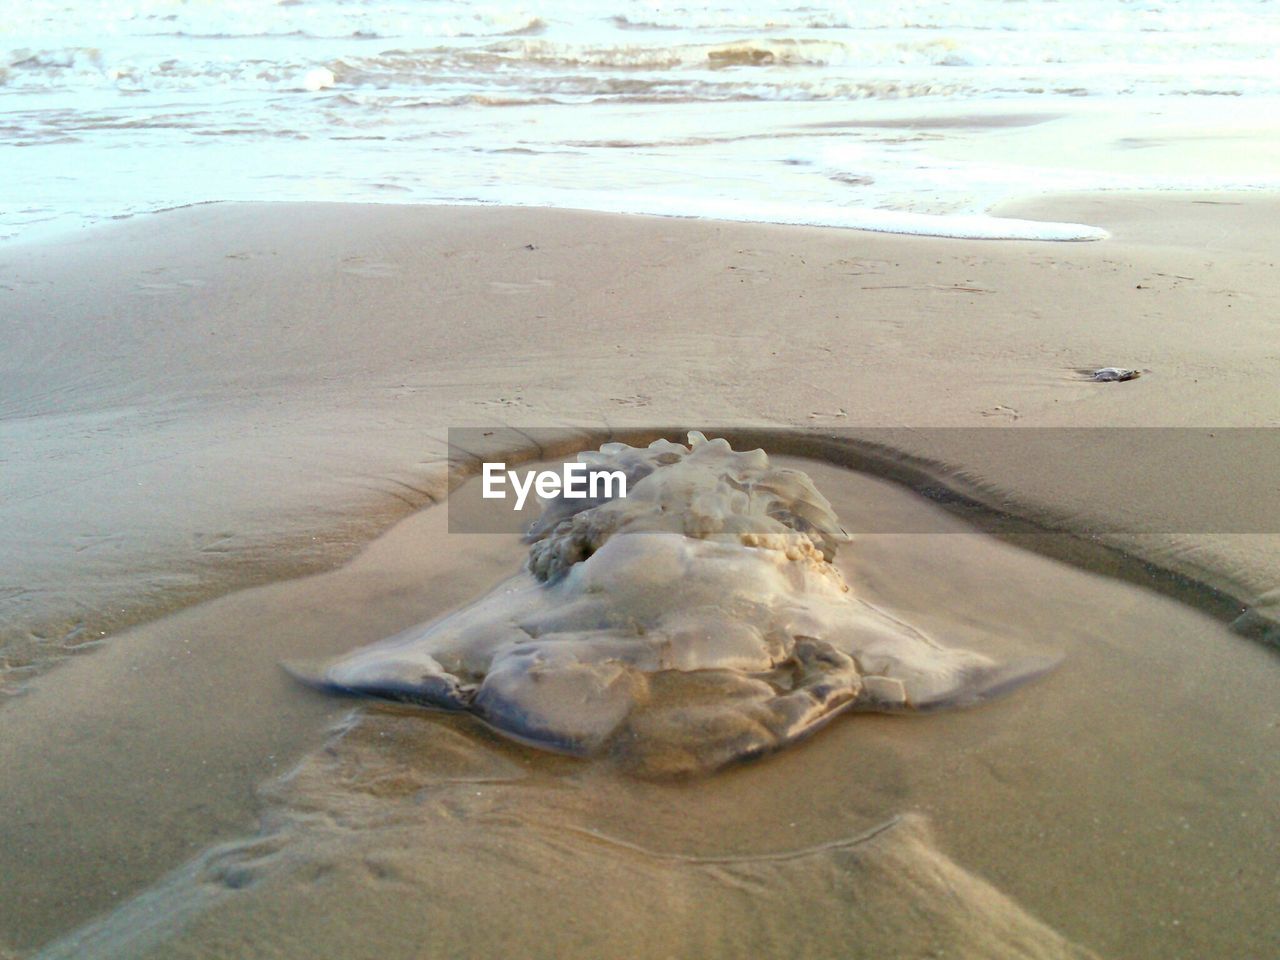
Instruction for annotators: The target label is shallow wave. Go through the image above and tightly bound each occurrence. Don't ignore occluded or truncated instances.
[6,23,1275,100]
[336,36,997,74]
[607,0,1278,36]
[4,0,1279,245]
[6,46,104,73]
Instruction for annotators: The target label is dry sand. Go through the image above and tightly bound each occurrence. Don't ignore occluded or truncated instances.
[1,198,1278,958]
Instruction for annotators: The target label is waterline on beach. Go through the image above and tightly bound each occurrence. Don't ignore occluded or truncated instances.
[4,0,1279,242]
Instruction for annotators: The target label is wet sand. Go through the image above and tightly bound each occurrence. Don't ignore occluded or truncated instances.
[1,198,1278,957]
[12,460,1280,960]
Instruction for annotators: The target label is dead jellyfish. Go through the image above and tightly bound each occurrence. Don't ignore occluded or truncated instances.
[300,433,1055,775]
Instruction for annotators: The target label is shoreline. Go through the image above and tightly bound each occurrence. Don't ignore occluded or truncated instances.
[1,195,1113,251]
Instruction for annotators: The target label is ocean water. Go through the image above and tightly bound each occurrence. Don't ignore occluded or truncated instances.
[3,0,1279,242]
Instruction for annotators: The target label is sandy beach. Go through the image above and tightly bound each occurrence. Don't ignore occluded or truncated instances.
[1,198,1278,959]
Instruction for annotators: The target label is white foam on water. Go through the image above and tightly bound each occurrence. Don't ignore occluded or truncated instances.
[485,190,1110,241]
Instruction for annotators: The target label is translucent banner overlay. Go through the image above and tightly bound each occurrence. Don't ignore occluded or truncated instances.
[444,427,1280,535]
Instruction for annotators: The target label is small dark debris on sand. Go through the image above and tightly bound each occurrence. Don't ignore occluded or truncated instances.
[1085,367,1142,382]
